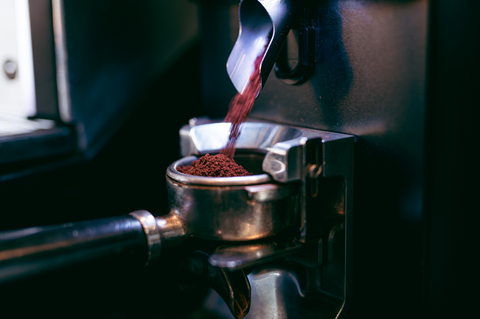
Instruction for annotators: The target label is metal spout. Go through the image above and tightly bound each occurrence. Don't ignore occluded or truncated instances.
[227,0,298,95]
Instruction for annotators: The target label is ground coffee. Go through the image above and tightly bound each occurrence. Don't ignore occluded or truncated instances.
[178,52,263,177]
[220,52,263,159]
[177,154,252,177]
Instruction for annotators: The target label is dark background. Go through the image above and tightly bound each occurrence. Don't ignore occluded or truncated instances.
[1,0,479,318]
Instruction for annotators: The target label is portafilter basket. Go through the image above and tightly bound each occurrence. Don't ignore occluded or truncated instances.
[1,122,323,279]
[165,154,301,242]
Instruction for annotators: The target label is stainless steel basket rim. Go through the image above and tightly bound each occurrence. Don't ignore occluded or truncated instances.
[167,156,272,186]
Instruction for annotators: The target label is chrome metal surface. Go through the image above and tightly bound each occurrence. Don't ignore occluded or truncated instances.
[202,265,343,319]
[179,122,351,185]
[227,0,297,95]
[51,0,72,123]
[166,175,300,241]
[179,251,251,319]
[167,156,271,186]
[129,210,162,265]
[262,136,307,183]
[155,209,187,247]
[177,121,353,310]
[262,129,353,184]
[179,120,353,238]
[180,122,303,157]
[209,237,302,270]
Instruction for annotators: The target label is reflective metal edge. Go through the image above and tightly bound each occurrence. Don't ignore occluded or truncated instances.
[51,0,72,123]
[166,156,272,186]
[129,210,162,265]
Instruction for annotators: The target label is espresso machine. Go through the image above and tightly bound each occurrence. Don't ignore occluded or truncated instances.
[0,0,477,318]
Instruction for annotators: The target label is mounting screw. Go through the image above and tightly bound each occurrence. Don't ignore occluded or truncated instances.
[307,164,322,179]
[4,60,17,80]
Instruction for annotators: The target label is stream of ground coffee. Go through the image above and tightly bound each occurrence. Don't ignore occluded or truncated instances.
[220,53,263,159]
[177,53,263,177]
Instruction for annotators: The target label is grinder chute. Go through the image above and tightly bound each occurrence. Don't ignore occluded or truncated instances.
[227,0,299,95]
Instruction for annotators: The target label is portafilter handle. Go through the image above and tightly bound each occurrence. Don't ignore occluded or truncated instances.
[0,210,252,319]
[0,210,186,285]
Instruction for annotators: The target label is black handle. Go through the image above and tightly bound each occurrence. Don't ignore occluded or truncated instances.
[274,7,315,85]
[0,215,148,284]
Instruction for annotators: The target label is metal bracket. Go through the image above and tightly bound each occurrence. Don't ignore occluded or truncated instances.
[178,120,354,313]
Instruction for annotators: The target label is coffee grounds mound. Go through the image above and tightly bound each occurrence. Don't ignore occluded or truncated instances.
[177,154,253,177]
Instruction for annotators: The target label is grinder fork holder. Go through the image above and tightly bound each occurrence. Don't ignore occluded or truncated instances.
[178,121,354,318]
[0,121,353,319]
